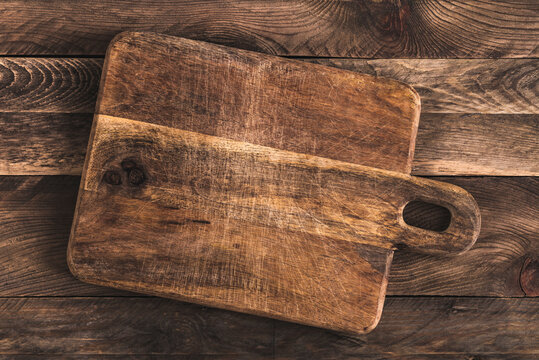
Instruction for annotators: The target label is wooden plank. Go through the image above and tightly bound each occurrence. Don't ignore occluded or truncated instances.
[388,177,538,297]
[95,31,421,174]
[1,113,92,175]
[312,59,539,114]
[1,1,537,57]
[0,176,127,296]
[0,297,273,358]
[413,114,539,176]
[2,112,536,177]
[0,297,536,356]
[2,58,536,115]
[274,297,539,357]
[0,356,534,360]
[0,58,100,113]
[1,58,537,176]
[1,176,535,297]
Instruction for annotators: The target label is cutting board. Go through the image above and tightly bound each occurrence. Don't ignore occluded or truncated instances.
[68,32,456,335]
[69,115,479,335]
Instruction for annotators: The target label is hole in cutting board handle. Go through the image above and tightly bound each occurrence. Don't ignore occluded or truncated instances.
[402,200,451,232]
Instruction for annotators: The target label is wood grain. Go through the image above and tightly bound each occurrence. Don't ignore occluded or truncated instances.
[74,115,479,252]
[1,113,92,175]
[68,115,480,335]
[1,176,534,297]
[1,57,536,176]
[0,297,273,358]
[313,58,539,114]
[1,0,537,57]
[3,57,534,114]
[389,177,538,296]
[274,297,539,358]
[68,116,391,335]
[413,114,539,176]
[0,58,100,113]
[0,297,535,357]
[97,31,420,173]
[75,32,427,335]
[2,113,536,176]
[0,176,126,296]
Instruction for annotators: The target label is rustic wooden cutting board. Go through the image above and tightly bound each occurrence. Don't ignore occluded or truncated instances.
[69,114,479,335]
[67,32,475,335]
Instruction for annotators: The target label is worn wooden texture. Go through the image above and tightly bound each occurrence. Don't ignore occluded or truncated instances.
[0,175,532,297]
[96,32,420,173]
[0,297,536,357]
[0,297,274,358]
[1,176,534,298]
[0,176,128,296]
[71,31,423,335]
[1,57,537,176]
[1,0,538,57]
[313,58,539,114]
[274,297,539,358]
[1,113,93,175]
[68,115,480,335]
[3,113,536,177]
[74,115,479,253]
[3,57,536,115]
[0,58,101,113]
[389,177,539,296]
[413,114,539,176]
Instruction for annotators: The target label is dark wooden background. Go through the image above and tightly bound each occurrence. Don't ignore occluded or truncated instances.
[1,1,537,358]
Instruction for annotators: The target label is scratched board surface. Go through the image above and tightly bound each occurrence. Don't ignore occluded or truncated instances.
[68,115,478,334]
[1,1,537,358]
[67,32,427,335]
[96,32,421,173]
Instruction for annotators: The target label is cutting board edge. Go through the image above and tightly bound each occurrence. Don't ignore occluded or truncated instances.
[66,229,393,336]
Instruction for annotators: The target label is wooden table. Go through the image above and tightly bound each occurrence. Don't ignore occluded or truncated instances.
[1,1,537,358]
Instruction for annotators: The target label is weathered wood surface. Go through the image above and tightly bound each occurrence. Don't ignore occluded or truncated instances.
[314,58,539,114]
[73,115,479,252]
[68,115,474,335]
[1,57,537,176]
[389,177,538,296]
[1,113,92,175]
[0,176,128,297]
[1,2,536,357]
[1,0,537,57]
[0,297,274,358]
[0,58,101,113]
[3,112,536,176]
[2,57,535,115]
[413,114,538,176]
[97,32,420,173]
[0,297,536,357]
[70,31,426,336]
[1,176,535,297]
[274,297,539,358]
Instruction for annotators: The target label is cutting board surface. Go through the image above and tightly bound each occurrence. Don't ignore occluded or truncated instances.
[69,115,479,335]
[97,31,420,173]
[70,32,427,335]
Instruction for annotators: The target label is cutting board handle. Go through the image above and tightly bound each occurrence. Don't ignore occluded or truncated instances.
[394,177,481,255]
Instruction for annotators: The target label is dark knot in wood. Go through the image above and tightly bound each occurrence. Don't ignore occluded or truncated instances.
[121,159,137,171]
[128,167,145,186]
[103,170,121,185]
